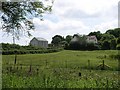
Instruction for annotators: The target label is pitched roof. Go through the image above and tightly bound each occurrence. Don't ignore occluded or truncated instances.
[71,36,79,42]
[34,37,48,41]
[87,36,97,40]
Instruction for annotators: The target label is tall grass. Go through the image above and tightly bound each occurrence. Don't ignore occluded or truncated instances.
[2,50,120,88]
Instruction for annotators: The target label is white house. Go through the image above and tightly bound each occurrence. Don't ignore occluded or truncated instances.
[30,37,48,48]
[70,35,98,44]
[86,36,97,43]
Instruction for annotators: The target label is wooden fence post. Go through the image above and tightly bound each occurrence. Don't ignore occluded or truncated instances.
[20,64,22,70]
[103,60,105,70]
[14,54,17,64]
[88,60,91,71]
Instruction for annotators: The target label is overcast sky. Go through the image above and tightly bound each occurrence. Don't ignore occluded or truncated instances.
[0,0,119,45]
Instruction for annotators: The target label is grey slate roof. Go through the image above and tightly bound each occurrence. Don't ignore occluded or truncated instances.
[34,37,48,41]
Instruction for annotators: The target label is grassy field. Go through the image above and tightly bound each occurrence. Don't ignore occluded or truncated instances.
[2,50,120,88]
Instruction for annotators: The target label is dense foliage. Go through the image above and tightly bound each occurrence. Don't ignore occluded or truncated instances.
[51,28,120,50]
[116,44,120,50]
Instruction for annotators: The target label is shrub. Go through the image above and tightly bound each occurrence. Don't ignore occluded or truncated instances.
[109,54,120,60]
[2,48,63,55]
[87,43,97,50]
[69,41,81,50]
[101,40,110,50]
[116,44,120,50]
[117,37,120,44]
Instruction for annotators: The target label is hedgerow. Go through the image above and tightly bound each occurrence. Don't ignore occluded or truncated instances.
[2,49,63,55]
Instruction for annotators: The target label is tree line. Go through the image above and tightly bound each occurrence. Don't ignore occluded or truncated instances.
[1,28,120,51]
[51,28,120,50]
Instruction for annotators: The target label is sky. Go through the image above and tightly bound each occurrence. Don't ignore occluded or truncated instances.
[0,0,119,45]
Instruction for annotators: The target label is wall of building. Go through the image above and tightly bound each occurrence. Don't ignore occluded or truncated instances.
[30,38,48,48]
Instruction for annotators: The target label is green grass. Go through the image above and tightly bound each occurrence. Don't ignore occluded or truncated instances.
[2,50,120,88]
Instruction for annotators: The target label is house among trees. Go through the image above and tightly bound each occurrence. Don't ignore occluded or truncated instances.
[69,34,98,50]
[30,37,48,48]
[87,36,98,43]
[70,34,98,44]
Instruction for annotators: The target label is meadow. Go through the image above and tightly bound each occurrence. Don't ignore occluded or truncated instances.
[2,50,120,88]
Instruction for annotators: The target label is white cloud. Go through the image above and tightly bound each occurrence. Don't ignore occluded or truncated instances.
[94,20,118,33]
[53,0,119,18]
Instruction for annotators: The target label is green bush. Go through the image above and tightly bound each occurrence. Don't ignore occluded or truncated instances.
[2,48,63,55]
[86,43,100,50]
[109,54,120,60]
[1,43,63,55]
[117,37,120,44]
[116,44,120,50]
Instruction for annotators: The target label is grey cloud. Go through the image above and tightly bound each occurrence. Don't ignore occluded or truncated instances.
[62,8,101,20]
[35,24,50,31]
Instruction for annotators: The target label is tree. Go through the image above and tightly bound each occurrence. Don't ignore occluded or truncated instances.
[110,39,117,50]
[86,43,95,50]
[60,41,68,48]
[79,35,87,45]
[116,44,120,50]
[65,35,72,43]
[1,1,54,43]
[117,37,120,44]
[100,34,115,41]
[116,37,120,50]
[51,35,64,46]
[69,34,81,50]
[101,40,110,50]
[106,28,120,38]
[69,34,88,50]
